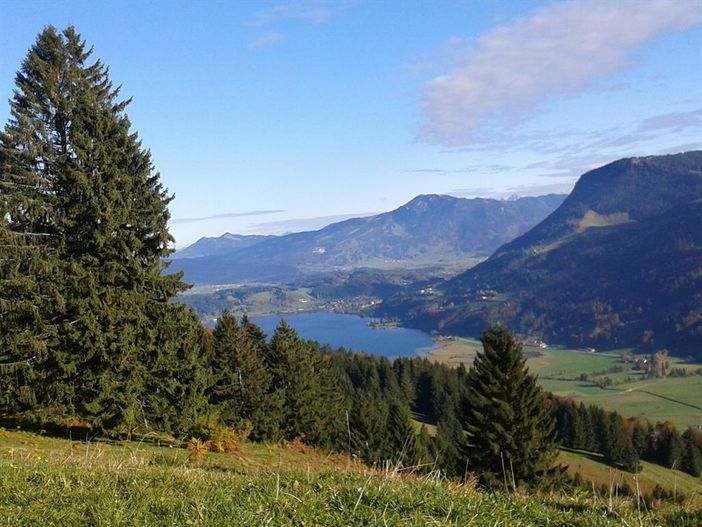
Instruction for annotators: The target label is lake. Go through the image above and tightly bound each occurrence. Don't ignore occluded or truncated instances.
[252,312,437,359]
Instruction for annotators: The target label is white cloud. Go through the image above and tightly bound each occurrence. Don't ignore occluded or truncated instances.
[421,0,702,146]
[171,210,285,225]
[248,32,286,50]
[246,212,376,235]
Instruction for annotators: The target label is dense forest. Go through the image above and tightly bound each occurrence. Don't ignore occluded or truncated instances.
[1,26,701,499]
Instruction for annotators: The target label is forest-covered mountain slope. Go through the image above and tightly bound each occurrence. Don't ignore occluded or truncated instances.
[378,152,702,357]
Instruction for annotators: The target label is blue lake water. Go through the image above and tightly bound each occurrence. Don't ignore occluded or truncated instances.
[251,312,437,359]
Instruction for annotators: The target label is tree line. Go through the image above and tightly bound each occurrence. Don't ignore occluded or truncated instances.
[553,397,702,477]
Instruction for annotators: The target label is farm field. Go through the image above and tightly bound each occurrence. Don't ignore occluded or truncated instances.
[428,341,702,430]
[0,429,699,526]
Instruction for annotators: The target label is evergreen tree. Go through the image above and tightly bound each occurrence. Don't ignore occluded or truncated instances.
[144,303,209,435]
[415,425,436,471]
[0,221,64,415]
[210,311,274,439]
[266,321,343,445]
[394,358,416,407]
[554,400,579,448]
[435,415,464,477]
[681,428,702,477]
[657,423,684,469]
[631,419,650,458]
[461,325,557,488]
[349,390,390,465]
[385,397,420,468]
[0,26,201,432]
[576,403,595,451]
[601,412,639,472]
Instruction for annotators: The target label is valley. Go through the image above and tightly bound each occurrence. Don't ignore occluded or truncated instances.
[177,264,463,323]
[2,12,701,525]
[427,339,702,430]
[379,153,702,358]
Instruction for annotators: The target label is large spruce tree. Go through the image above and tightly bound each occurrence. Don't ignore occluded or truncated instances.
[461,325,557,488]
[0,26,203,433]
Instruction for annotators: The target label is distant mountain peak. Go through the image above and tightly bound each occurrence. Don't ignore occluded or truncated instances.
[380,151,702,357]
[167,193,566,284]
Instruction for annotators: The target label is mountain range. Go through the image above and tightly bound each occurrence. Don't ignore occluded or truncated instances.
[168,194,566,285]
[378,151,702,357]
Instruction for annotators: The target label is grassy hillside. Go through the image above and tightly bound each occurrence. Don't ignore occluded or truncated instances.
[559,449,702,497]
[1,429,699,526]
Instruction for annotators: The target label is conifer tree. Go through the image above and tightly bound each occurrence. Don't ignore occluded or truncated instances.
[0,221,64,415]
[435,415,464,477]
[657,424,684,469]
[385,397,420,468]
[601,412,639,472]
[349,391,390,465]
[461,325,557,488]
[681,428,702,477]
[576,403,595,451]
[0,26,202,432]
[631,419,650,457]
[210,311,275,440]
[266,321,343,444]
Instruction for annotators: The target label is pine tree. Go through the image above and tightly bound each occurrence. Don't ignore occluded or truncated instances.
[210,311,274,440]
[461,325,557,488]
[0,26,201,432]
[385,397,419,468]
[601,412,639,472]
[349,390,390,465]
[266,320,344,445]
[681,428,702,477]
[435,415,464,477]
[631,419,650,458]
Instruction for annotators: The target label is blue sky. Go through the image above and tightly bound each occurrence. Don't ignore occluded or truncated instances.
[1,0,701,247]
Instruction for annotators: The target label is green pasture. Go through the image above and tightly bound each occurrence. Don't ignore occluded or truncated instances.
[429,340,702,430]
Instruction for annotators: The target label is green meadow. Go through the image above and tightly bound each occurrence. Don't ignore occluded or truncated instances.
[1,429,699,527]
[429,342,702,430]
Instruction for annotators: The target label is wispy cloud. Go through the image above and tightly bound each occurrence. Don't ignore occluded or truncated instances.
[450,181,575,199]
[448,187,496,198]
[420,0,702,146]
[403,168,447,174]
[251,0,353,25]
[657,142,702,155]
[638,109,702,133]
[171,210,285,225]
[501,182,576,197]
[247,212,375,235]
[572,108,702,151]
[248,32,286,50]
